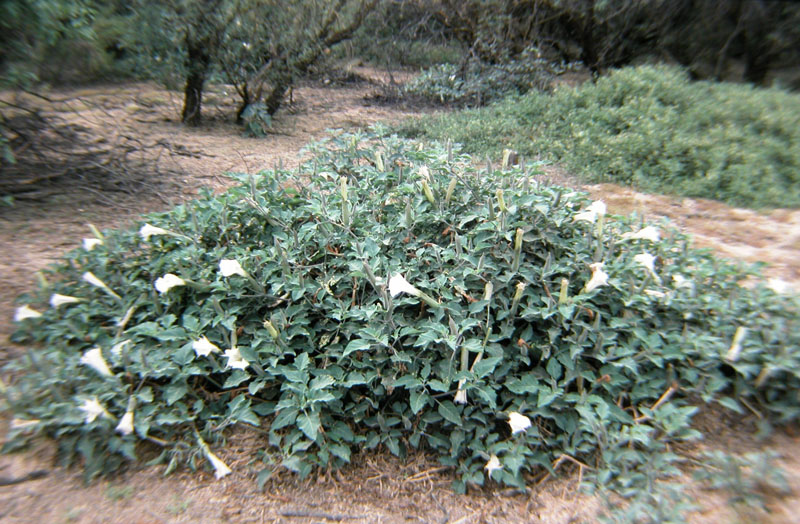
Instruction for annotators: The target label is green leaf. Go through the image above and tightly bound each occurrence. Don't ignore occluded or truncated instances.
[295,352,310,370]
[410,389,429,415]
[228,395,260,426]
[385,435,401,456]
[717,396,744,413]
[297,411,321,441]
[428,379,449,392]
[343,338,371,357]
[538,388,560,408]
[271,408,298,431]
[438,400,462,426]
[545,358,562,381]
[309,375,336,390]
[164,383,187,406]
[256,468,273,490]
[282,455,312,478]
[223,370,250,389]
[328,442,351,462]
[473,356,502,378]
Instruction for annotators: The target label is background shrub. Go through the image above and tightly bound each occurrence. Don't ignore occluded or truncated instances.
[397,65,800,209]
[404,52,566,106]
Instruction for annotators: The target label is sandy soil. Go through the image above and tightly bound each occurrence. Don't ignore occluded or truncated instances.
[1,68,798,524]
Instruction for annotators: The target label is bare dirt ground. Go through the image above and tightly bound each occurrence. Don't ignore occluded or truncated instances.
[1,68,799,523]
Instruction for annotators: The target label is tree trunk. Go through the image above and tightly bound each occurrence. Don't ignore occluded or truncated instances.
[742,1,775,86]
[743,47,773,85]
[181,45,212,126]
[264,76,291,116]
[580,0,599,76]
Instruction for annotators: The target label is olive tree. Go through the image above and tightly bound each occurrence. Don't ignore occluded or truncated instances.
[131,0,377,127]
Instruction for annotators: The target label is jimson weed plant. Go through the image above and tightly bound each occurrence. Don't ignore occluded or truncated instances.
[4,130,799,497]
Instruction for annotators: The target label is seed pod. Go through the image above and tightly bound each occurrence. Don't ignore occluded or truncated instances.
[445,176,457,204]
[483,281,494,302]
[496,189,507,213]
[342,201,350,227]
[514,228,523,253]
[559,278,569,304]
[263,319,280,340]
[422,180,436,205]
[510,281,526,318]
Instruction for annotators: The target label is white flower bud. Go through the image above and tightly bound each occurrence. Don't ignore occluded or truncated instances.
[219,259,247,277]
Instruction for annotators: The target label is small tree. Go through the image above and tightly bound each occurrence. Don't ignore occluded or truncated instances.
[219,0,378,122]
[131,0,377,128]
[131,0,232,126]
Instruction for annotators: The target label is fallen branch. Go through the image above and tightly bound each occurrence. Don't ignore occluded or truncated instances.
[280,510,367,521]
[0,469,49,486]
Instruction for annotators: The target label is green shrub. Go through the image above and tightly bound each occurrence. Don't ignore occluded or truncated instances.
[404,55,562,106]
[398,65,800,208]
[4,130,799,496]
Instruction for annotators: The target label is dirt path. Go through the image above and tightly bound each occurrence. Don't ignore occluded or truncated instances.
[1,70,799,524]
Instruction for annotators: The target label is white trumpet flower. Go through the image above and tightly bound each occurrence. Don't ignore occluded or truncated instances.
[454,387,467,405]
[80,347,113,377]
[621,226,660,242]
[672,274,694,290]
[767,278,793,294]
[588,200,607,217]
[115,410,134,435]
[508,412,531,434]
[205,449,232,479]
[83,238,103,251]
[573,200,607,223]
[82,271,106,288]
[634,253,661,283]
[223,346,249,370]
[634,253,656,273]
[193,336,221,357]
[10,418,40,430]
[110,339,131,356]
[388,273,439,308]
[388,273,419,297]
[82,272,121,299]
[584,262,609,293]
[484,454,502,474]
[644,289,667,298]
[139,223,171,241]
[14,305,42,322]
[154,273,185,294]
[79,397,110,424]
[50,294,82,308]
[219,259,247,277]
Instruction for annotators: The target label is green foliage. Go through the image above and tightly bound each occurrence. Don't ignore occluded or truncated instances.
[398,65,800,208]
[599,482,695,524]
[0,0,98,165]
[404,53,566,106]
[4,131,799,498]
[693,450,791,510]
[0,0,97,88]
[240,103,272,138]
[340,0,464,68]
